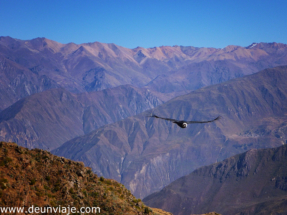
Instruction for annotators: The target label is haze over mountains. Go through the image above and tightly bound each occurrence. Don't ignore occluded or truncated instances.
[1,36,287,204]
[53,66,287,198]
[1,36,287,112]
[0,85,162,150]
[143,144,287,215]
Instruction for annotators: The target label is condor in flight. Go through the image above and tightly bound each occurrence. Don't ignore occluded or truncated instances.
[149,114,220,128]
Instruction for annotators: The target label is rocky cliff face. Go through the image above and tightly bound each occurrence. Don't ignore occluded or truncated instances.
[0,54,59,111]
[0,141,172,215]
[53,66,287,198]
[143,144,287,215]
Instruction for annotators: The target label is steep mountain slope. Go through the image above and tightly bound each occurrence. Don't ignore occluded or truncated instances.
[0,54,59,111]
[53,66,287,198]
[143,144,287,215]
[0,85,162,150]
[0,141,171,215]
[1,36,287,111]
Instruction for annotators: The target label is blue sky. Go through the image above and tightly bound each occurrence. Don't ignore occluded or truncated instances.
[0,0,286,48]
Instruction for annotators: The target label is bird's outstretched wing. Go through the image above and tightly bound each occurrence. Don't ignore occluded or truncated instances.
[186,116,221,124]
[148,114,178,122]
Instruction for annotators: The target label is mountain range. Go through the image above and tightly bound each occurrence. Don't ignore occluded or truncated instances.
[1,37,287,113]
[1,36,287,202]
[143,143,287,215]
[1,37,287,150]
[53,66,287,198]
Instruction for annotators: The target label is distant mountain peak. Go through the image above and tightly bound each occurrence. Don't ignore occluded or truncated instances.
[246,42,258,49]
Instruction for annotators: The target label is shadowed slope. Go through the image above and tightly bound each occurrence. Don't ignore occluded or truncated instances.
[0,85,162,150]
[143,144,287,215]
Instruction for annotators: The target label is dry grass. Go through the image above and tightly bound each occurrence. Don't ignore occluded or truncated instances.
[0,141,165,215]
